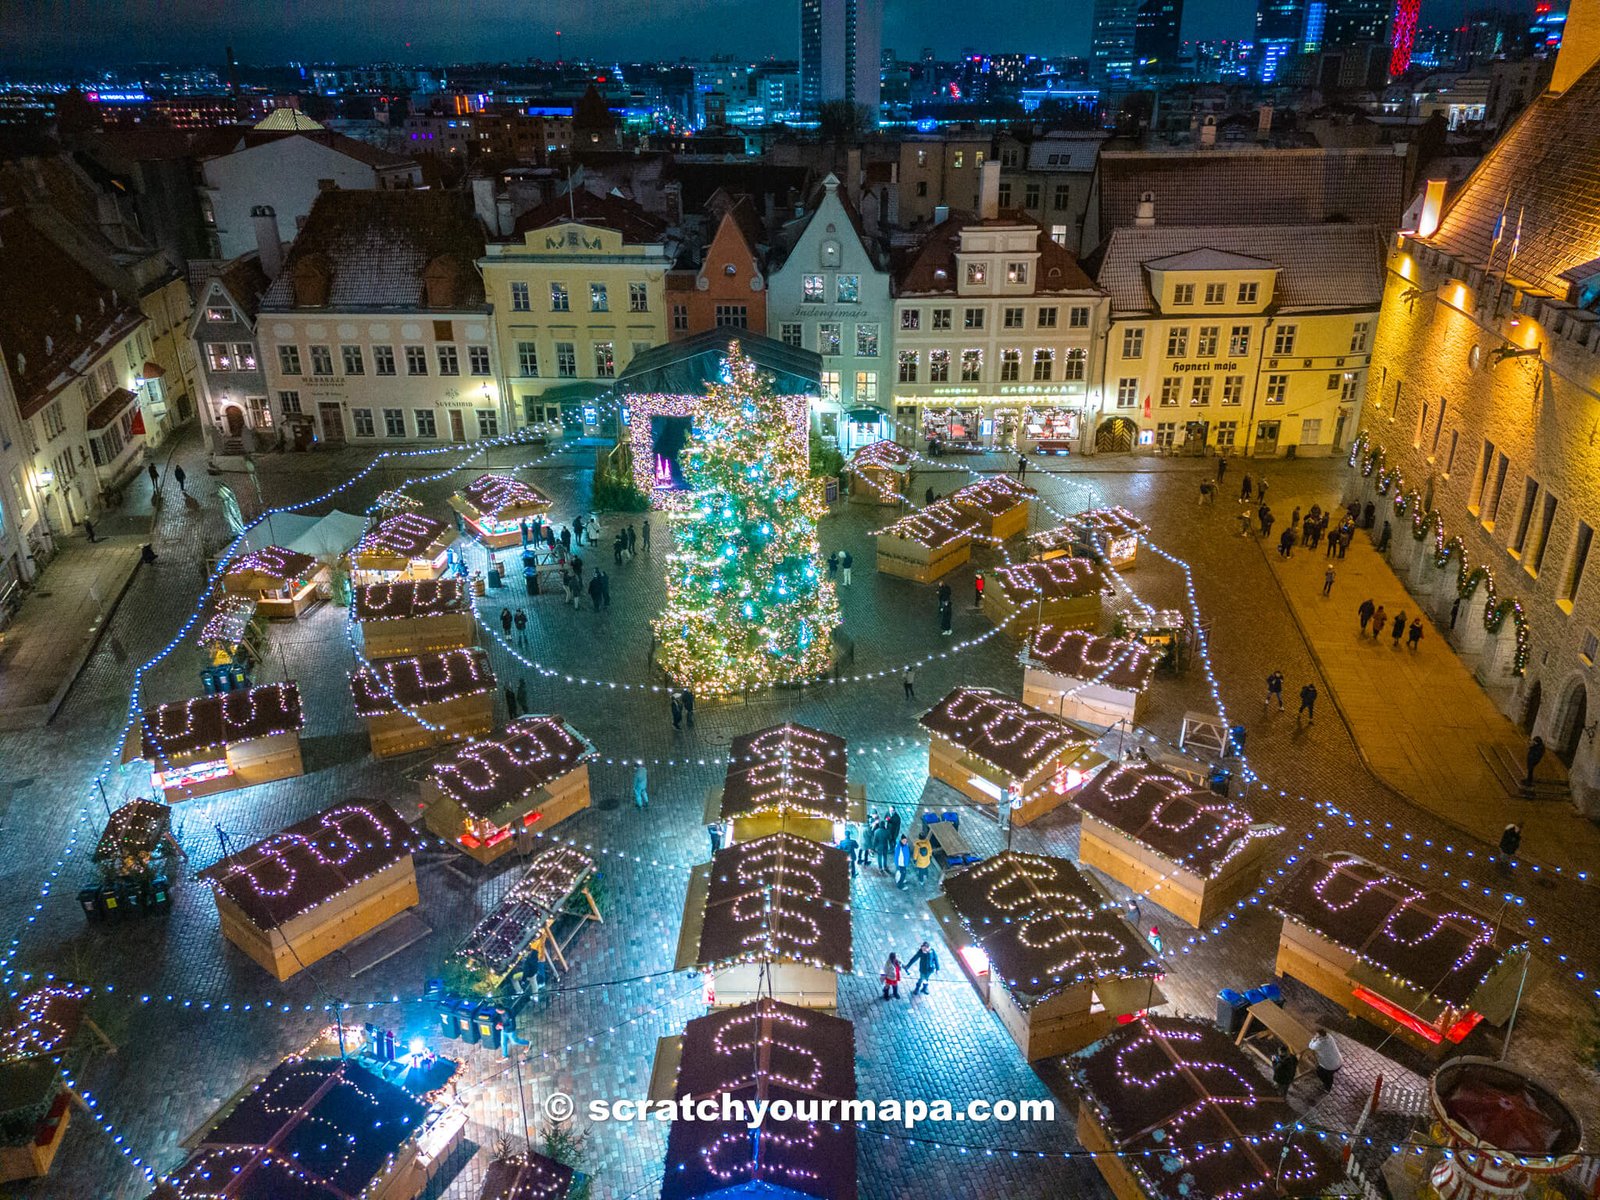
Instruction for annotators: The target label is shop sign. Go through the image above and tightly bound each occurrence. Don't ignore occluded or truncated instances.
[1172,360,1240,373]
[928,385,981,397]
[998,383,1086,397]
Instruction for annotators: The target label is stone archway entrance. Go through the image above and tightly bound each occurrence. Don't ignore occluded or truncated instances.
[223,405,246,436]
[1095,417,1138,453]
[1522,679,1542,735]
[1553,680,1590,767]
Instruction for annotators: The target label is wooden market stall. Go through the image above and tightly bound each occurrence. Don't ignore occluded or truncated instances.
[848,439,914,506]
[919,685,1105,827]
[1072,1016,1346,1200]
[422,715,597,864]
[149,1054,466,1200]
[1071,763,1283,928]
[350,647,497,759]
[198,799,421,981]
[1069,507,1150,570]
[196,595,262,680]
[872,500,978,583]
[353,578,477,660]
[123,682,305,801]
[653,998,858,1200]
[1026,524,1078,563]
[448,473,554,549]
[930,851,1164,1060]
[221,545,328,620]
[479,1154,576,1200]
[949,474,1033,539]
[1022,626,1159,726]
[982,558,1106,635]
[704,722,866,846]
[351,512,458,582]
[0,986,86,1184]
[453,845,600,987]
[1272,851,1543,1056]
[86,797,182,917]
[675,831,852,1010]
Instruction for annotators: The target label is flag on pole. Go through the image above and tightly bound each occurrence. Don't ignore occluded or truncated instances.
[1489,188,1510,253]
[1142,394,1152,419]
[1510,205,1524,263]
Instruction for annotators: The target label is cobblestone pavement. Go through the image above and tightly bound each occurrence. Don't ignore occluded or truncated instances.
[0,431,1595,1200]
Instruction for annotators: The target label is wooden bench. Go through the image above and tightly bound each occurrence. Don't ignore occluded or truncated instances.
[925,819,979,865]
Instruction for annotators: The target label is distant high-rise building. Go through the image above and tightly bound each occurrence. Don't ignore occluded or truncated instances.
[1134,0,1185,68]
[1323,0,1391,48]
[1388,0,1422,74]
[800,0,883,116]
[1532,0,1569,54]
[1256,0,1308,79]
[1093,0,1141,78]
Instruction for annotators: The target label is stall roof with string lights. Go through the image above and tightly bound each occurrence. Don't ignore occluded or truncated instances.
[1272,851,1542,1055]
[931,850,1164,1059]
[1072,1016,1346,1200]
[655,997,858,1200]
[708,722,867,843]
[1068,506,1149,570]
[0,986,87,1185]
[1021,627,1159,726]
[479,1152,577,1200]
[198,799,422,981]
[983,558,1107,634]
[1071,763,1282,928]
[352,578,476,659]
[350,647,497,758]
[919,685,1105,826]
[448,473,553,548]
[872,500,978,582]
[123,682,305,801]
[149,1055,456,1200]
[351,511,457,579]
[222,545,326,620]
[675,831,853,1009]
[91,797,179,869]
[422,715,596,863]
[456,844,600,984]
[949,474,1034,538]
[848,439,914,506]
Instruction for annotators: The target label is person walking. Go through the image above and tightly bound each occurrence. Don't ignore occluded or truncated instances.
[1322,565,1336,597]
[173,464,187,495]
[1358,598,1375,635]
[1407,618,1424,650]
[83,519,97,543]
[1297,682,1318,725]
[903,665,917,700]
[1336,527,1349,559]
[1525,736,1546,785]
[515,677,528,714]
[1240,473,1253,502]
[840,550,853,586]
[626,524,637,556]
[1264,670,1284,711]
[632,764,650,809]
[906,940,940,995]
[681,687,695,727]
[613,532,626,565]
[1016,455,1029,480]
[1278,527,1295,558]
[1307,1028,1342,1091]
[912,834,933,885]
[513,608,528,647]
[147,461,159,491]
[894,835,912,888]
[588,574,603,612]
[881,953,903,1000]
[1390,610,1407,646]
[939,598,953,636]
[1370,605,1386,640]
[973,573,985,609]
[1217,457,1228,484]
[839,827,859,878]
[1499,822,1523,865]
[586,514,601,547]
[642,518,651,553]
[670,693,683,731]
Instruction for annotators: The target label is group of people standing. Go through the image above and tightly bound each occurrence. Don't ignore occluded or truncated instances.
[1356,598,1424,650]
[848,808,934,891]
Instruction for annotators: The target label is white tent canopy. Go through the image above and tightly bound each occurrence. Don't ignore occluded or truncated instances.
[230,510,368,562]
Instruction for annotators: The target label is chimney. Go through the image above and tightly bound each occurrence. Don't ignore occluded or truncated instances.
[979,159,1001,219]
[1416,178,1448,238]
[934,204,950,225]
[1199,116,1217,148]
[1135,191,1156,227]
[846,148,862,205]
[1551,0,1600,94]
[424,256,461,308]
[471,177,498,235]
[1258,104,1274,134]
[251,205,283,279]
[495,196,513,237]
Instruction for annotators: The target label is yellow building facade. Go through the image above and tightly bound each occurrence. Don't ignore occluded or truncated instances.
[480,219,669,434]
[1092,225,1385,457]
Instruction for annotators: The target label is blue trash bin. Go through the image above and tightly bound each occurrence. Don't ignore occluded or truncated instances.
[1259,982,1283,1005]
[1216,988,1248,1034]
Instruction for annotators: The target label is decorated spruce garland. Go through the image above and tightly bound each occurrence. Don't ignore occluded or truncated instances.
[1346,432,1530,675]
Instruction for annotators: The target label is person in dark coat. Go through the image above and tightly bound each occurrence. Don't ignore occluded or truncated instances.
[626,524,637,555]
[939,598,953,636]
[873,819,890,871]
[1217,457,1228,483]
[516,678,528,713]
[500,608,514,638]
[670,694,683,730]
[1407,619,1423,650]
[1239,473,1253,502]
[925,486,936,505]
[1297,683,1318,725]
[1525,736,1546,784]
[1260,510,1274,542]
[885,807,902,851]
[1264,670,1284,710]
[1358,598,1375,634]
[599,570,611,609]
[560,526,572,554]
[1391,611,1407,645]
[513,608,528,647]
[642,518,651,552]
[173,464,187,494]
[906,941,940,995]
[681,687,695,727]
[1499,822,1522,860]
[504,686,519,718]
[588,574,603,612]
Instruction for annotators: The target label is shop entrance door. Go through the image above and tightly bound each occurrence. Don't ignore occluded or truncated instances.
[449,411,466,443]
[318,404,345,446]
[1254,421,1280,456]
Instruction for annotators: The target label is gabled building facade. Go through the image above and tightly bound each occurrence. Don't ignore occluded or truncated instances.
[190,248,273,450]
[767,174,893,448]
[665,197,768,341]
[480,191,671,437]
[257,190,500,447]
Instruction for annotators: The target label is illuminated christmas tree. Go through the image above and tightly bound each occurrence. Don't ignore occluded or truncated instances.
[653,346,841,695]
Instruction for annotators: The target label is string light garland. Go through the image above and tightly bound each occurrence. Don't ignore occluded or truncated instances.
[871,500,980,549]
[457,844,595,978]
[195,595,257,649]
[0,984,87,1062]
[137,682,304,761]
[350,647,496,717]
[948,474,1034,518]
[697,833,853,973]
[456,472,552,522]
[919,686,1094,783]
[991,558,1106,601]
[849,438,914,473]
[719,723,851,823]
[353,510,456,569]
[651,346,841,695]
[350,577,470,622]
[480,1151,577,1200]
[1023,628,1158,693]
[223,544,319,589]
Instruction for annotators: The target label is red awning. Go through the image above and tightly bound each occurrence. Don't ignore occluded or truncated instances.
[139,361,166,380]
[129,409,146,436]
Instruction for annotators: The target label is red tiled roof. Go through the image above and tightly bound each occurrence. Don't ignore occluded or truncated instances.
[510,188,667,243]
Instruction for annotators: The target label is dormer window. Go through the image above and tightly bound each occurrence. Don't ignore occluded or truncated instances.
[1006,261,1029,285]
[966,262,987,286]
[1173,283,1195,304]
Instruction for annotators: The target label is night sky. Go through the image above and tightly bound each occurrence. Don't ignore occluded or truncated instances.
[6,0,1517,69]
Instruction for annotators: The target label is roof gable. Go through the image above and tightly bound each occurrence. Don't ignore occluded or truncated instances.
[1143,247,1277,272]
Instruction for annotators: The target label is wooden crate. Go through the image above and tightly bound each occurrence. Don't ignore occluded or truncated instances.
[360,612,477,659]
[1079,815,1274,928]
[875,533,971,583]
[983,588,1102,636]
[214,856,420,981]
[156,729,305,802]
[712,961,838,1011]
[1022,665,1146,727]
[0,1093,70,1184]
[1077,1102,1149,1200]
[362,693,496,759]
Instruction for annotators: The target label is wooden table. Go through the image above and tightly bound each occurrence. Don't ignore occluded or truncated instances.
[926,820,978,865]
[1235,999,1313,1075]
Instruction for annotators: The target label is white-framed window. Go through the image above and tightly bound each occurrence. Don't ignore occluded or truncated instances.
[1155,420,1177,447]
[781,323,803,347]
[1265,373,1288,403]
[803,274,825,303]
[383,408,405,437]
[1173,283,1195,304]
[277,344,301,375]
[856,324,879,357]
[589,283,608,312]
[352,407,376,437]
[960,349,982,381]
[1350,320,1371,352]
[1032,348,1053,381]
[1238,281,1259,304]
[511,282,531,311]
[1050,224,1068,246]
[931,308,952,331]
[1341,375,1359,402]
[900,309,921,331]
[342,345,365,375]
[1068,306,1089,328]
[1221,375,1244,405]
[232,343,257,370]
[373,345,396,375]
[1122,328,1143,358]
[405,346,428,375]
[477,409,499,438]
[837,274,860,303]
[205,306,233,323]
[672,304,688,332]
[518,341,539,377]
[437,344,460,376]
[629,282,649,312]
[1166,327,1189,358]
[1160,377,1181,406]
[1064,347,1086,381]
[820,371,841,403]
[897,349,918,382]
[856,372,878,404]
[469,345,491,376]
[593,341,615,377]
[414,409,437,438]
[309,344,333,375]
[556,342,576,377]
[1039,306,1059,329]
[966,262,987,286]
[1204,282,1226,304]
[551,282,570,312]
[1273,325,1297,355]
[1005,261,1029,285]
[278,389,302,415]
[1116,378,1139,407]
[929,349,950,382]
[1196,326,1219,357]
[206,343,233,371]
[1000,348,1020,381]
[1003,307,1025,329]
[819,323,841,356]
[963,307,984,330]
[1229,325,1251,356]
[1216,420,1237,446]
[1190,376,1213,405]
